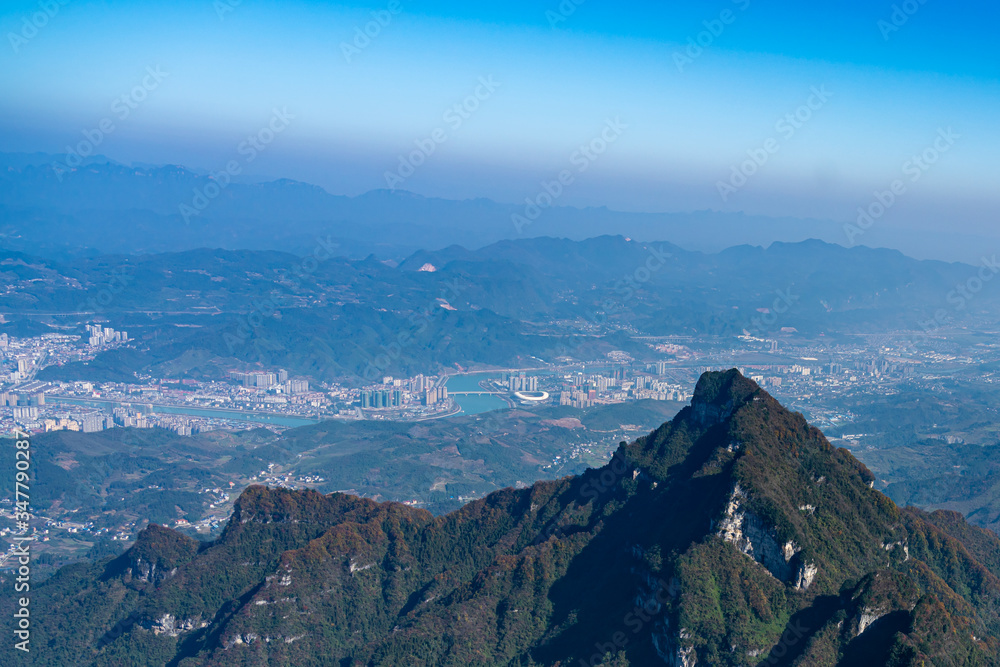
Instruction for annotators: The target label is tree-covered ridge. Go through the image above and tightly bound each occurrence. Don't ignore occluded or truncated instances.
[0,399,683,576]
[8,370,1000,666]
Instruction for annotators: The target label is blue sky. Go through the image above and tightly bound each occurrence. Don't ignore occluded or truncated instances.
[1,0,998,235]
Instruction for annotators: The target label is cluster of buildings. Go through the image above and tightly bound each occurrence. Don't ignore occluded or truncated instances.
[360,388,404,408]
[349,375,455,416]
[1,386,47,424]
[85,324,128,347]
[1,326,126,387]
[247,463,327,490]
[354,381,450,410]
[37,414,111,433]
[553,368,690,409]
[505,373,539,392]
[229,369,310,395]
[423,385,450,406]
[4,398,206,436]
[1,373,329,436]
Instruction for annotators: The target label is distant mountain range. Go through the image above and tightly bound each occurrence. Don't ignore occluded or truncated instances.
[2,234,994,382]
[12,371,1000,665]
[1,152,993,262]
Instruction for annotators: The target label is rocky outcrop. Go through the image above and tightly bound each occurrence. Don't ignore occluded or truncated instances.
[147,613,206,637]
[794,561,818,590]
[717,484,817,589]
[103,523,199,585]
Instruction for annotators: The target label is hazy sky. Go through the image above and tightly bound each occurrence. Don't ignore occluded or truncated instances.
[2,0,998,236]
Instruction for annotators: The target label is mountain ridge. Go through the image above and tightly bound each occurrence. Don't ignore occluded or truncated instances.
[9,370,1000,665]
[6,151,992,263]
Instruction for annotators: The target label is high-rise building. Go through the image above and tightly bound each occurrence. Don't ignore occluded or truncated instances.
[277,369,289,383]
[424,388,443,406]
[12,406,39,421]
[241,372,277,388]
[82,414,107,433]
[44,418,81,432]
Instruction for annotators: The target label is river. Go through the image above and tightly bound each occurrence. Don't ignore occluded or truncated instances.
[445,373,509,416]
[46,396,319,428]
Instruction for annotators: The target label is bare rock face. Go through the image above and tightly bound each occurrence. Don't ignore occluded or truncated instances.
[717,484,817,589]
[794,561,819,590]
[147,613,206,637]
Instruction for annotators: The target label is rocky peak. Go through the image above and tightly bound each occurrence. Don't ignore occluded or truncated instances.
[103,523,199,585]
[689,369,762,426]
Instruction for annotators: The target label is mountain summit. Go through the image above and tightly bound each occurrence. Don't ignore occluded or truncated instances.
[14,370,1000,666]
